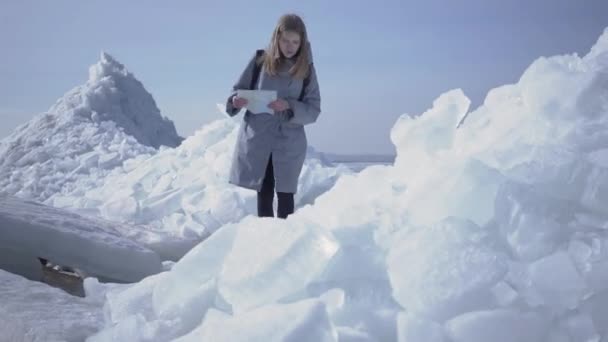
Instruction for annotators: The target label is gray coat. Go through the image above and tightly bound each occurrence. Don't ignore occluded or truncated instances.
[226,49,321,194]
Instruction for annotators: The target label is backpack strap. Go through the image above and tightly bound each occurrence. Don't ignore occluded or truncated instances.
[298,63,313,101]
[250,49,265,90]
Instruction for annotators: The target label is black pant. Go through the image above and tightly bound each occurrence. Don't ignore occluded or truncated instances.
[258,155,294,219]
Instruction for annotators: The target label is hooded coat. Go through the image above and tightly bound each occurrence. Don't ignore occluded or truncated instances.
[225,47,321,193]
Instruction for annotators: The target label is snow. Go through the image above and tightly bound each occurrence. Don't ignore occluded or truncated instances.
[387,217,508,321]
[489,281,518,307]
[56,118,347,260]
[582,290,608,337]
[86,27,608,341]
[528,251,587,312]
[0,53,348,262]
[53,52,183,150]
[1,26,608,342]
[172,300,337,342]
[217,217,339,314]
[397,312,445,342]
[0,269,104,342]
[0,52,181,203]
[444,310,548,342]
[0,194,162,282]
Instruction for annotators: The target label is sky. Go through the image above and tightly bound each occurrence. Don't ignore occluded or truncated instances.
[1,0,607,155]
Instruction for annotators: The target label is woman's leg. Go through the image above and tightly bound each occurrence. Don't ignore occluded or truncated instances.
[257,155,275,217]
[277,192,294,219]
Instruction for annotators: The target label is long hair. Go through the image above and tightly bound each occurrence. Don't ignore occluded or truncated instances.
[262,14,311,79]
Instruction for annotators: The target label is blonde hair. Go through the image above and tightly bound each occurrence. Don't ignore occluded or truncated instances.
[262,14,311,79]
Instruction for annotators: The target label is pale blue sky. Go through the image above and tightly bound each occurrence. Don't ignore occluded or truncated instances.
[1,0,607,154]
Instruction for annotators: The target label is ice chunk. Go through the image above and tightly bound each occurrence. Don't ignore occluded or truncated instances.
[397,312,445,342]
[581,238,608,293]
[329,302,399,342]
[397,157,502,227]
[92,272,214,342]
[100,196,139,222]
[504,261,545,308]
[298,164,399,237]
[87,313,160,342]
[310,232,392,304]
[388,217,508,321]
[319,288,345,314]
[83,277,123,305]
[0,269,103,342]
[140,187,189,222]
[445,310,548,342]
[528,251,587,312]
[218,217,339,313]
[572,211,608,230]
[582,290,608,336]
[505,150,608,216]
[154,277,216,338]
[336,326,374,342]
[95,223,240,342]
[390,89,470,164]
[569,239,593,272]
[493,182,570,261]
[588,148,608,168]
[92,218,340,341]
[174,299,338,342]
[580,163,608,216]
[545,329,572,342]
[490,281,519,307]
[0,195,162,282]
[564,312,599,342]
[586,259,608,292]
[105,273,163,324]
[152,223,239,319]
[296,157,353,207]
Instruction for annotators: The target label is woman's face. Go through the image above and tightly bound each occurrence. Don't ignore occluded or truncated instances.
[278,30,301,59]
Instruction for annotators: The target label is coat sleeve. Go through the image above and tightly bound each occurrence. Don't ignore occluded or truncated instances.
[225,52,258,117]
[285,64,321,126]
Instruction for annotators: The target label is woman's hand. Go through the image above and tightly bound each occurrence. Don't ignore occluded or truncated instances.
[268,98,290,112]
[232,96,248,109]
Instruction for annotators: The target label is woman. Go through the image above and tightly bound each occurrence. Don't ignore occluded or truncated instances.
[225,14,321,219]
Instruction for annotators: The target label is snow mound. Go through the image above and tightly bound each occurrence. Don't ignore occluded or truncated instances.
[46,118,350,260]
[1,52,348,263]
[0,52,182,202]
[52,51,182,149]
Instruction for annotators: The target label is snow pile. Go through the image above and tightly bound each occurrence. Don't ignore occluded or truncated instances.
[88,28,608,341]
[0,52,347,262]
[0,52,181,203]
[47,118,349,260]
[174,300,337,342]
[0,194,162,282]
[0,269,104,342]
[88,218,340,341]
[51,52,182,149]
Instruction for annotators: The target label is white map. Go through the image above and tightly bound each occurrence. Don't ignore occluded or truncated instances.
[236,89,277,114]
